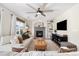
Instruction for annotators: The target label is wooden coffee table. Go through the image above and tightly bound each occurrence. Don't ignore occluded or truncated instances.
[34,38,47,51]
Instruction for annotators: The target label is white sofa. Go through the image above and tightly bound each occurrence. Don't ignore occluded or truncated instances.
[0,36,33,56]
[0,35,33,51]
[11,37,34,52]
[23,37,33,48]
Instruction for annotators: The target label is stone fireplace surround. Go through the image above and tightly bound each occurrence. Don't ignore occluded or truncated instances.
[34,27,45,38]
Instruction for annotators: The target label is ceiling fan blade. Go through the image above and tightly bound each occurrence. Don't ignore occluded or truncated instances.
[40,3,48,10]
[26,4,37,11]
[26,12,36,13]
[43,10,54,12]
[41,13,46,17]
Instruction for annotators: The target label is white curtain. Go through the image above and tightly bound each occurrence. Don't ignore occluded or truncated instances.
[1,8,11,36]
[11,14,16,36]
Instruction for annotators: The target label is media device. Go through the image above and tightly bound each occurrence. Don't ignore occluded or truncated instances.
[57,20,67,30]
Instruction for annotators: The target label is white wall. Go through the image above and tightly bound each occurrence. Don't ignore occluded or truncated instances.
[55,4,79,50]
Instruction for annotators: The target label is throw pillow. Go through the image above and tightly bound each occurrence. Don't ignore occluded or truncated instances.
[18,36,23,43]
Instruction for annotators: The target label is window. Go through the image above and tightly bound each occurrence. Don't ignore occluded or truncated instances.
[16,18,25,35]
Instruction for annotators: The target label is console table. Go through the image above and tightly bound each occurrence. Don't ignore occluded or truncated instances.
[51,34,68,46]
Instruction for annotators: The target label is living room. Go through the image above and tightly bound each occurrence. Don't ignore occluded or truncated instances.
[0,3,79,56]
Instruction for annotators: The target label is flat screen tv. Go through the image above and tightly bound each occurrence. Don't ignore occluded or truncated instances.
[57,20,67,30]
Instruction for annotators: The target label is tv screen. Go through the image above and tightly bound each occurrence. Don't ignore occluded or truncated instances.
[57,20,67,30]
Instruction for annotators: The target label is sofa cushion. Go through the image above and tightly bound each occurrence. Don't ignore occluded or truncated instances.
[10,35,23,44]
[10,36,19,44]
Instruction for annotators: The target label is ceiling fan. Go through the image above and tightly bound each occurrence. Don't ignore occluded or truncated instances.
[26,3,54,17]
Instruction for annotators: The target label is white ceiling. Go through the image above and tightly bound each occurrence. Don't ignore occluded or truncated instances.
[1,3,77,20]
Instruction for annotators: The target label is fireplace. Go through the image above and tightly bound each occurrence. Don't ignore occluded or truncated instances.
[36,31,43,37]
[34,27,45,38]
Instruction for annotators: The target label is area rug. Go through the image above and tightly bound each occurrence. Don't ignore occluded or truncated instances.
[28,39,59,51]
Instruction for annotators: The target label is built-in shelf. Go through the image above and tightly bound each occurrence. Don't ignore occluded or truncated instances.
[47,20,53,39]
